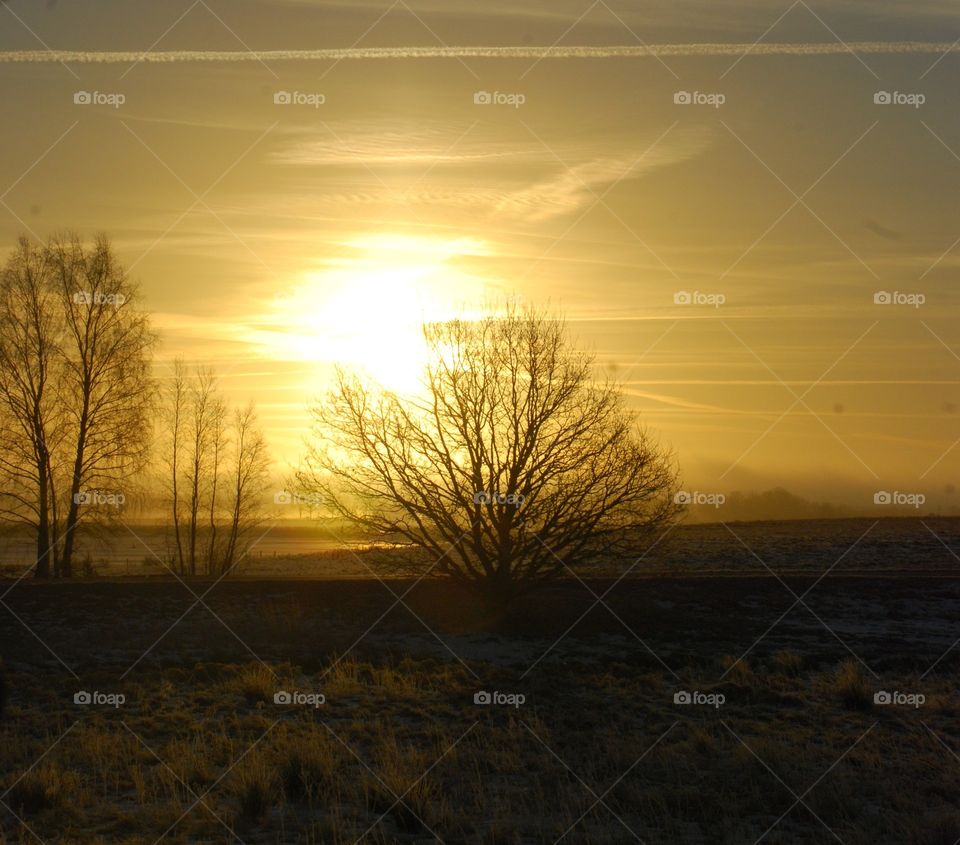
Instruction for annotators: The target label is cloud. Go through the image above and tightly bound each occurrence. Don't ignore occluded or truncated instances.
[270,123,548,168]
[263,120,710,220]
[0,42,955,62]
[497,130,711,221]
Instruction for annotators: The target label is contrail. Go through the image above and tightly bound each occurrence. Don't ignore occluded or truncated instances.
[0,42,954,62]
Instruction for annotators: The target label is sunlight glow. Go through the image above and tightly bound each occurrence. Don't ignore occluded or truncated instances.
[263,233,492,394]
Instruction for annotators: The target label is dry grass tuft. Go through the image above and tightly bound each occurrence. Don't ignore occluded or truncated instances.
[771,650,804,676]
[6,765,78,815]
[832,659,873,711]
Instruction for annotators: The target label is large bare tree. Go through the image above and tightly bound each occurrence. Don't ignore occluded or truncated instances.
[0,238,66,577]
[298,308,679,602]
[0,234,155,578]
[50,234,156,577]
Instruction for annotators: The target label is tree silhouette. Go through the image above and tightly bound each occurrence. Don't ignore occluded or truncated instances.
[160,363,270,575]
[50,234,155,577]
[299,308,679,603]
[0,234,155,577]
[0,238,65,577]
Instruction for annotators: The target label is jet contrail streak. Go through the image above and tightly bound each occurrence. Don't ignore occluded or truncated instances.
[0,42,954,62]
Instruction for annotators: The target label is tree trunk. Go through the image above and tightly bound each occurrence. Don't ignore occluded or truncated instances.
[33,415,52,578]
[480,570,519,619]
[171,464,184,574]
[188,475,199,576]
[58,390,91,579]
[205,418,222,575]
[35,462,51,579]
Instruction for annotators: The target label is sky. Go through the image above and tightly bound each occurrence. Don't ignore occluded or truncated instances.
[0,0,958,513]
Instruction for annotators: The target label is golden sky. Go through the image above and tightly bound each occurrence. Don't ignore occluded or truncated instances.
[1,0,958,511]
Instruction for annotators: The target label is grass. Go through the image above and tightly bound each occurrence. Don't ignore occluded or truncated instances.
[831,658,875,711]
[1,652,957,843]
[5,765,79,815]
[2,574,959,842]
[230,663,279,705]
[230,754,277,824]
[771,649,804,676]
[279,738,338,803]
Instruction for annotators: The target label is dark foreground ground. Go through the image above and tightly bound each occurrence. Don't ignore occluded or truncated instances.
[1,570,959,844]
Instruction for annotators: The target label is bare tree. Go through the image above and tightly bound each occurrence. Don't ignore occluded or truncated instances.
[0,234,155,577]
[298,308,680,603]
[185,367,219,575]
[204,397,227,571]
[49,234,156,577]
[161,360,188,571]
[0,238,66,577]
[219,403,270,573]
[160,367,270,575]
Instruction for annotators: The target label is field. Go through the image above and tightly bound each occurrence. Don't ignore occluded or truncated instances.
[2,518,959,843]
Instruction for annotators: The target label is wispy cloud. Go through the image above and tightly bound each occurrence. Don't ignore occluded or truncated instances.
[497,131,710,220]
[270,123,545,168]
[267,118,711,220]
[0,42,955,62]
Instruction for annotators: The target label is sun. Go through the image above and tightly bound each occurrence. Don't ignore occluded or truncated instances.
[262,233,491,394]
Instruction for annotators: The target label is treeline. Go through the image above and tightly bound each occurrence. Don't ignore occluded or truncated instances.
[0,233,271,578]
